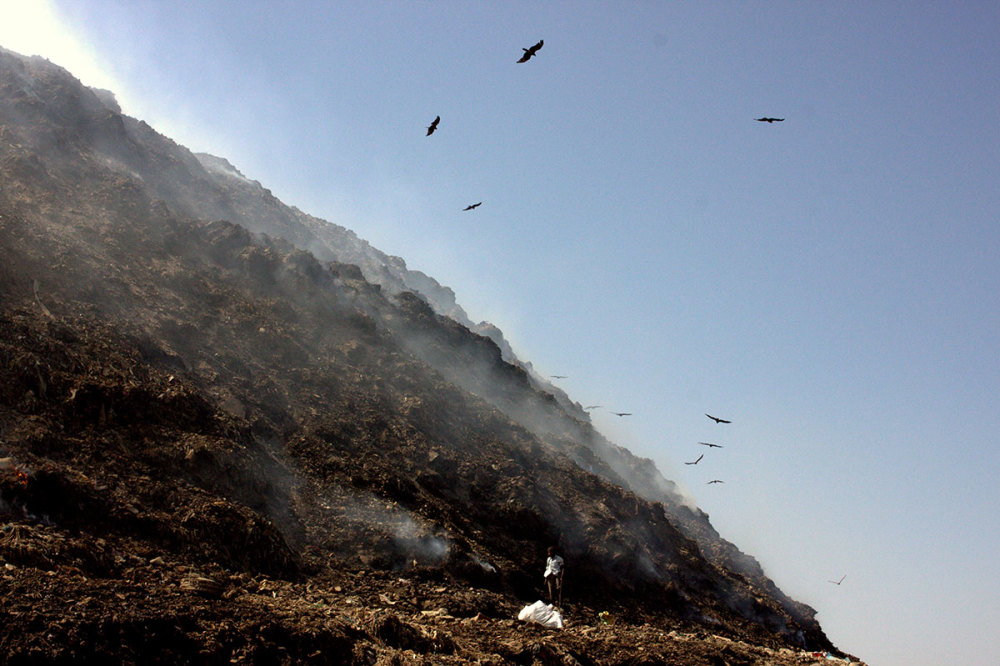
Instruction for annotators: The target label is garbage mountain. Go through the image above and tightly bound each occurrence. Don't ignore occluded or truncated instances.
[0,48,858,664]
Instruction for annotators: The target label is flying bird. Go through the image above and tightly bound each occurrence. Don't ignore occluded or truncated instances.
[828,575,846,586]
[611,411,632,417]
[584,405,602,411]
[550,375,567,379]
[707,480,725,484]
[426,116,440,136]
[705,414,731,424]
[462,202,482,211]
[517,39,544,63]
[685,454,704,465]
[755,117,784,123]
[699,442,724,449]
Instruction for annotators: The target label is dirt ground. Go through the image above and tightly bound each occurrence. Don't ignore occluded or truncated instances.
[0,525,857,665]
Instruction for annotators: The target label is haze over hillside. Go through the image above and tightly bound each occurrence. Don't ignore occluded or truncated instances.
[0,47,858,663]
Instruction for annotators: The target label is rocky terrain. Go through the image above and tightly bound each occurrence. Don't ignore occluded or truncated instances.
[0,47,861,664]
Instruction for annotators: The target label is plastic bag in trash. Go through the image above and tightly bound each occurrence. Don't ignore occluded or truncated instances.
[517,600,564,629]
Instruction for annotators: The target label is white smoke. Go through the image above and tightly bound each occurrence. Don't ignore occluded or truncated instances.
[316,488,450,565]
[0,1,128,107]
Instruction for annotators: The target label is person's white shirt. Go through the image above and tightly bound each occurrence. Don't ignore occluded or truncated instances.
[545,554,564,578]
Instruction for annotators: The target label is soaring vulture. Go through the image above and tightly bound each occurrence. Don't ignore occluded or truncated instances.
[517,39,544,63]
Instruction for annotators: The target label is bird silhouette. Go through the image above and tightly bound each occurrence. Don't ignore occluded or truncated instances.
[707,479,725,484]
[699,442,724,448]
[584,405,602,410]
[550,375,567,379]
[828,575,846,586]
[462,202,482,211]
[755,117,784,123]
[426,116,440,136]
[611,411,632,417]
[517,39,544,63]
[685,454,704,465]
[705,414,731,424]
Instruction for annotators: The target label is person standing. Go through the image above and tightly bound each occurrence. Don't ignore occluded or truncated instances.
[544,546,564,606]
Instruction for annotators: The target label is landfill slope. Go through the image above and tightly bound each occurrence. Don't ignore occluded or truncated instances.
[0,47,860,664]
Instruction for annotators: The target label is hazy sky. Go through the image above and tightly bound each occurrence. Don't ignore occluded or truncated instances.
[3,2,998,664]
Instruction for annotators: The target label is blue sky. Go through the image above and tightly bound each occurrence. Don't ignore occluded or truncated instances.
[3,2,999,664]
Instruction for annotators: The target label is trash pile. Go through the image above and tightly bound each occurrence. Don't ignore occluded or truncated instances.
[0,309,866,665]
[0,47,861,662]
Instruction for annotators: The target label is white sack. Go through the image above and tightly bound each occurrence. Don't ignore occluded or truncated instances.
[517,600,564,629]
